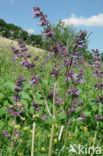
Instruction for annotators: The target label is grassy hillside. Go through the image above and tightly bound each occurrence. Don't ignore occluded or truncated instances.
[0,37,47,84]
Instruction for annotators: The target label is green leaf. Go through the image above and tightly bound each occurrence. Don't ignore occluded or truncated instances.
[20,92,31,102]
[29,106,34,115]
[3,82,15,92]
[45,118,55,125]
[56,112,66,121]
[84,110,91,117]
[0,93,5,102]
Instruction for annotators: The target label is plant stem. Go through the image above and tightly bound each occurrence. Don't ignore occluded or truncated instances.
[48,124,55,156]
[31,122,36,156]
[48,80,57,156]
[37,81,53,118]
[11,115,16,148]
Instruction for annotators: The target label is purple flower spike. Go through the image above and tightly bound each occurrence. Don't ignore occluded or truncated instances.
[33,7,43,18]
[44,27,54,38]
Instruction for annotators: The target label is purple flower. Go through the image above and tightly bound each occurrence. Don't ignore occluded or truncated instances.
[68,88,80,98]
[29,75,39,85]
[74,30,87,49]
[68,108,75,116]
[72,100,82,107]
[50,68,60,79]
[12,94,21,102]
[64,59,71,66]
[34,56,39,61]
[11,46,19,53]
[21,47,28,52]
[65,71,78,81]
[55,97,62,105]
[3,130,10,137]
[40,15,50,26]
[80,112,86,120]
[96,96,103,103]
[95,83,103,90]
[44,27,54,38]
[15,86,23,92]
[15,130,20,137]
[41,116,48,120]
[50,41,68,56]
[33,7,43,18]
[94,115,103,121]
[7,104,24,117]
[32,101,42,111]
[93,71,103,78]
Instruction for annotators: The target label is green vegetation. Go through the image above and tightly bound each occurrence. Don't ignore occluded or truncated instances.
[0,39,103,156]
[0,19,43,48]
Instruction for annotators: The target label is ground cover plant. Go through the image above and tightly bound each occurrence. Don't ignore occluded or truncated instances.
[0,6,103,156]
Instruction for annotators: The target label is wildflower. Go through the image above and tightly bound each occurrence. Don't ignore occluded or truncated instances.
[68,108,75,116]
[47,133,51,138]
[54,138,58,144]
[84,127,88,132]
[68,88,80,98]
[33,7,43,18]
[44,27,54,38]
[29,75,39,85]
[34,56,39,61]
[72,100,82,107]
[41,147,46,152]
[21,117,25,121]
[54,123,58,128]
[74,30,87,49]
[94,115,103,121]
[15,125,20,129]
[32,101,42,111]
[40,15,50,26]
[7,104,24,117]
[17,152,22,156]
[3,130,10,137]
[41,116,48,120]
[80,126,88,132]
[11,46,19,53]
[69,134,75,140]
[23,126,30,131]
[50,41,68,56]
[15,130,20,137]
[33,114,40,118]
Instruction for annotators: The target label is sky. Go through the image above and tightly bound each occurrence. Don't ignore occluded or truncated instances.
[0,0,103,52]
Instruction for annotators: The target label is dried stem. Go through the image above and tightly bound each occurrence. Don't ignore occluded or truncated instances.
[37,81,53,118]
[31,122,36,156]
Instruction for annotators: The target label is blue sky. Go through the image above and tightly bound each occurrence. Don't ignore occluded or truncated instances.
[0,0,103,52]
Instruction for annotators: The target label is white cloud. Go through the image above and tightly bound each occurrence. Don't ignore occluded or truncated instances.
[63,13,103,27]
[27,29,35,34]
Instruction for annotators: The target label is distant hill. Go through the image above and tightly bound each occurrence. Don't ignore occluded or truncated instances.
[0,19,43,48]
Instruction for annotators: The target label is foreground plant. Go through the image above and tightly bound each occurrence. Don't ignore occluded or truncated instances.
[6,75,26,150]
[33,6,88,156]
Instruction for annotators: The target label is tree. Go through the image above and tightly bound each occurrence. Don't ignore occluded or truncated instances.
[42,20,90,56]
